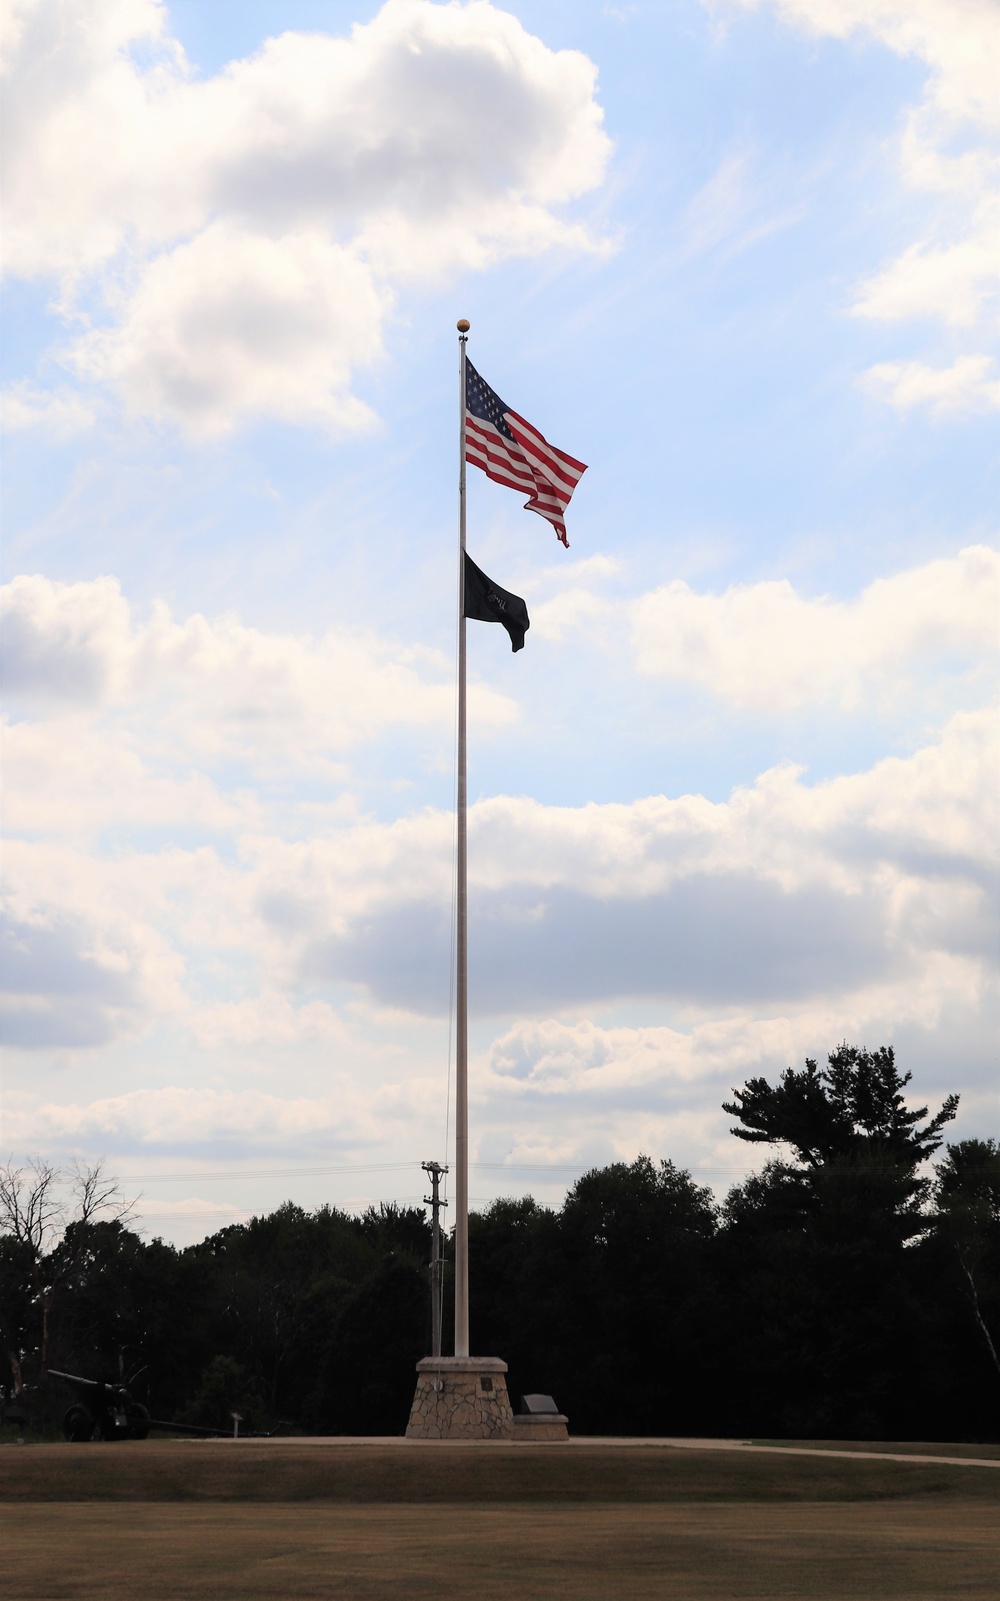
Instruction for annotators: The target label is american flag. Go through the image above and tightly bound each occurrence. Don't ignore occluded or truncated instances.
[464,358,587,548]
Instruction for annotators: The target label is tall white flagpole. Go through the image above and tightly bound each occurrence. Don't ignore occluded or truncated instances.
[455,318,470,1359]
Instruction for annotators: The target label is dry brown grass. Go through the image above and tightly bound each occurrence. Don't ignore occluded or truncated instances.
[3,1443,997,1599]
[5,1500,999,1599]
[3,1439,999,1504]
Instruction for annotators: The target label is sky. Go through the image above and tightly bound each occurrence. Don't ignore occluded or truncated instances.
[2,0,997,1247]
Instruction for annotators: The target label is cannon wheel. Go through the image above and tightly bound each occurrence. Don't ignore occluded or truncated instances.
[128,1402,150,1440]
[63,1404,96,1442]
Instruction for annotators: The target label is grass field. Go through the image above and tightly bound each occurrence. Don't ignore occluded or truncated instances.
[4,1439,999,1502]
[3,1441,998,1599]
[8,1500,1000,1600]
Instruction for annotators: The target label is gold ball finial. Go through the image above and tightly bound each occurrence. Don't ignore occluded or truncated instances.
[456,318,470,333]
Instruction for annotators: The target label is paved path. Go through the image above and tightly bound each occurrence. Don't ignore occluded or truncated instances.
[652,1438,1000,1470]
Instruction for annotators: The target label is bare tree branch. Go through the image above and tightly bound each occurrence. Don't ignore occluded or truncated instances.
[69,1159,137,1230]
[1,1155,136,1384]
[0,1157,64,1256]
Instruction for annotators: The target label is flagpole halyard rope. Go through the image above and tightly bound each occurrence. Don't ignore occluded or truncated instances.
[448,319,579,1362]
[441,595,458,1211]
[454,317,470,1360]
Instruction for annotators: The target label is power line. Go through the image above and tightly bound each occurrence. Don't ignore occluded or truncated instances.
[121,1161,420,1183]
[118,1157,785,1190]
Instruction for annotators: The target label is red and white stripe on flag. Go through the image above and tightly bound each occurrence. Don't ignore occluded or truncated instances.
[465,411,587,548]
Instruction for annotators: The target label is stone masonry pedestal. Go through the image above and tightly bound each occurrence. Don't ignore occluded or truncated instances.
[405,1356,513,1439]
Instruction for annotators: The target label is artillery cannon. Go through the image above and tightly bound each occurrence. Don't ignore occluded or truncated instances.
[50,1370,152,1442]
[50,1369,284,1441]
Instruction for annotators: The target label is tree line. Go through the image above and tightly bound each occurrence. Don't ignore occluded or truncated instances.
[2,1045,998,1441]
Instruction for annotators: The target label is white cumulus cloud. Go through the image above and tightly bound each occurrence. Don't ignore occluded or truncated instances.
[864,354,1000,414]
[631,545,998,712]
[1,574,516,793]
[1,0,611,434]
[71,225,386,436]
[4,705,994,1047]
[725,0,1000,414]
[237,704,998,1017]
[1,847,187,1049]
[0,381,96,435]
[732,1,1000,128]
[853,212,1000,332]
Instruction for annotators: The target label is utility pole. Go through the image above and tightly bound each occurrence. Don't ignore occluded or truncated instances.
[422,1160,449,1359]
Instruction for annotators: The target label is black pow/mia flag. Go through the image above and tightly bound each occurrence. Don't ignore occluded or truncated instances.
[463,551,530,652]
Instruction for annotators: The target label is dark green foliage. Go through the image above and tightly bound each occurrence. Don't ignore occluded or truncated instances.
[723,1044,958,1169]
[551,1158,721,1434]
[315,1253,428,1434]
[719,1159,935,1438]
[932,1139,1000,1391]
[936,1138,1000,1221]
[0,1236,35,1356]
[716,1047,982,1440]
[183,1354,265,1433]
[176,1200,432,1434]
[2,1047,995,1442]
[465,1160,724,1436]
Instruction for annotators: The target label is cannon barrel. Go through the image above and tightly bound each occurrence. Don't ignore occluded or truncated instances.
[51,1371,284,1438]
[49,1369,116,1393]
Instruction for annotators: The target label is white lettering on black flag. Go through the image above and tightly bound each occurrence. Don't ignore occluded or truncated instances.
[463,552,530,652]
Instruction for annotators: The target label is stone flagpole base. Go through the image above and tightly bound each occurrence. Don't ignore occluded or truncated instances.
[405,1356,512,1439]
